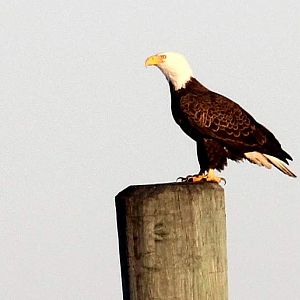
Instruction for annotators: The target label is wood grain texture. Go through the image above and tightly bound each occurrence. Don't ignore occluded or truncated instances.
[116,182,227,300]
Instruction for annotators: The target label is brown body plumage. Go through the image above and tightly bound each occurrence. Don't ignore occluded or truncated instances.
[170,78,293,175]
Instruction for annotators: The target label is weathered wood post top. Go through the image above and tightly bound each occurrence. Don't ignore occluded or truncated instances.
[115,182,228,300]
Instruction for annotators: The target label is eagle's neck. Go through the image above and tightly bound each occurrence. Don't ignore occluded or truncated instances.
[165,73,192,91]
[159,63,193,91]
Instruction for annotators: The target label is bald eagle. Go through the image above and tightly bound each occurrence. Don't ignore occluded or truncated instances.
[145,52,296,183]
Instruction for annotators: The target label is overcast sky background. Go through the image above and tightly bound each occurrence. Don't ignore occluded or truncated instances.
[1,0,300,299]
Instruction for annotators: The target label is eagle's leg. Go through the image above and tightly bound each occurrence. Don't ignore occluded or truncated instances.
[205,169,226,184]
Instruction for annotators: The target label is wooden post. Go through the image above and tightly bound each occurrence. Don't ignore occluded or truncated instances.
[115,182,228,300]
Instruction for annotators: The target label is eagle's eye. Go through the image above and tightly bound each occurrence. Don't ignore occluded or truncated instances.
[160,54,167,60]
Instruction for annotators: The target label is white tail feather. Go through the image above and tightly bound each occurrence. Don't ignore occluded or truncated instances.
[244,151,296,177]
[263,154,296,177]
[244,152,272,168]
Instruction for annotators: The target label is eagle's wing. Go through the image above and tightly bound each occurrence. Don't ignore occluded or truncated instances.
[180,91,290,161]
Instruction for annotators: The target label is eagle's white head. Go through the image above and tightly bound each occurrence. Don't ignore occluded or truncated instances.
[145,52,193,91]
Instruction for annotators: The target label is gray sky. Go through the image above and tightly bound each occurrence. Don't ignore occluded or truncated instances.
[1,0,300,299]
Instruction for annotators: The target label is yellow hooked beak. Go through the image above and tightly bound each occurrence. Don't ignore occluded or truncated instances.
[145,54,166,67]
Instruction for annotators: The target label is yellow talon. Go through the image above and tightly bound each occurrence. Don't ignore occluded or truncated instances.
[177,169,226,185]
